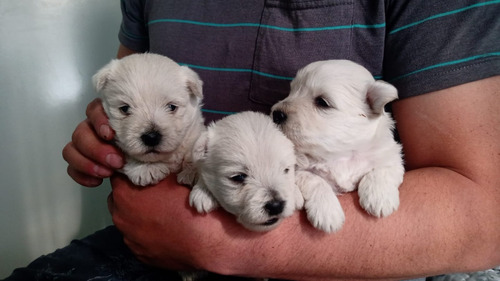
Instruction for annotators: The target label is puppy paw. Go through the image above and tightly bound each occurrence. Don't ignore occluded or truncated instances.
[358,168,402,217]
[124,162,170,186]
[305,193,345,233]
[189,184,219,213]
[297,170,345,233]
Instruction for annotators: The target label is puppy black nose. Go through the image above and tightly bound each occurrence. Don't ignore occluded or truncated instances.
[272,110,287,125]
[141,130,162,147]
[264,199,285,216]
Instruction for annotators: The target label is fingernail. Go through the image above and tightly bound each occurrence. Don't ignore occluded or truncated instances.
[100,125,112,140]
[106,154,123,169]
[94,165,112,177]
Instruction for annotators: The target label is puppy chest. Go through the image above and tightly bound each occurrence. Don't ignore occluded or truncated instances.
[312,156,373,193]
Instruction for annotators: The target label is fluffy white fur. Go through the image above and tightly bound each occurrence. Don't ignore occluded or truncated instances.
[271,60,404,233]
[178,111,304,232]
[93,53,205,186]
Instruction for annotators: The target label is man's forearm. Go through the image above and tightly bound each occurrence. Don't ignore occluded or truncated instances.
[206,78,500,280]
[206,166,498,280]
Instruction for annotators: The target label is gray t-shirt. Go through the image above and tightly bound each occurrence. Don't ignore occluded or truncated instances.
[118,0,500,122]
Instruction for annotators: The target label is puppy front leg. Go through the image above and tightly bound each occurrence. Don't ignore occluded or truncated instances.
[296,170,345,233]
[189,178,219,213]
[122,158,170,186]
[358,165,404,217]
[177,131,208,186]
[177,162,197,186]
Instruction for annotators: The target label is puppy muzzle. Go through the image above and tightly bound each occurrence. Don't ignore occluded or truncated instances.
[264,199,285,216]
[141,130,162,147]
[262,217,280,226]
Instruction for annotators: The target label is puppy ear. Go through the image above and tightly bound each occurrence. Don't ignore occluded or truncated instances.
[367,80,398,115]
[180,66,203,100]
[92,59,119,92]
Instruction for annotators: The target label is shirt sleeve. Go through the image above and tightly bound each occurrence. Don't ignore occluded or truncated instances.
[383,0,500,98]
[118,0,149,52]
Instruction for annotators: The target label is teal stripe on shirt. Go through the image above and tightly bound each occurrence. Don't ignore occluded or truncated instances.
[148,18,385,32]
[389,0,500,34]
[201,108,237,115]
[179,63,294,80]
[389,52,500,82]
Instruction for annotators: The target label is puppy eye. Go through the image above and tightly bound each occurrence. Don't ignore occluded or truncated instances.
[166,103,178,112]
[284,168,290,174]
[229,173,247,183]
[119,104,131,115]
[314,96,330,109]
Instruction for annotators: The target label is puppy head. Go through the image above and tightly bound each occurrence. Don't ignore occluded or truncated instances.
[199,111,298,231]
[271,60,398,158]
[93,53,203,162]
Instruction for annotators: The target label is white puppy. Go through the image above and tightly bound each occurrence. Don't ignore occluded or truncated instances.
[271,60,404,233]
[93,53,205,186]
[178,111,303,232]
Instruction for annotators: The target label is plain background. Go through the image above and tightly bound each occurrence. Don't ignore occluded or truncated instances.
[0,0,122,277]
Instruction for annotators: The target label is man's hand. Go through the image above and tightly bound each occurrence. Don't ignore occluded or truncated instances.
[107,173,269,272]
[62,98,124,187]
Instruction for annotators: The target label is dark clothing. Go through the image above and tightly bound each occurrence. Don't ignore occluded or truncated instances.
[3,226,261,281]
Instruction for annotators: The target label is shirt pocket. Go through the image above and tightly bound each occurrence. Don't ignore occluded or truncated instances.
[249,0,354,106]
